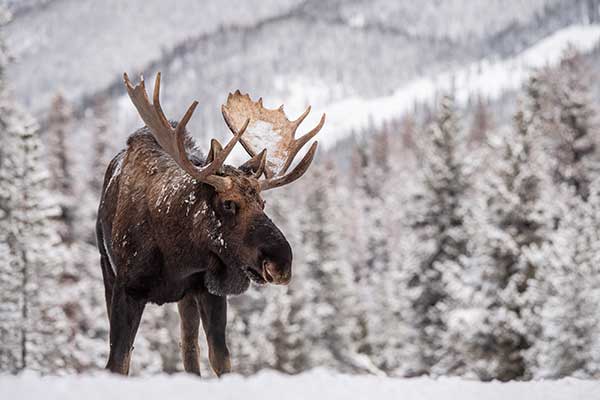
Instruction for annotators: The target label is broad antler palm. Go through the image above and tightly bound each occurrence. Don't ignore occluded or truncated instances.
[222,91,325,191]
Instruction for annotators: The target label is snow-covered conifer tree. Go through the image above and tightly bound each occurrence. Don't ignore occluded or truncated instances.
[294,161,361,372]
[524,181,600,378]
[46,94,76,242]
[0,10,83,372]
[0,4,24,373]
[526,48,597,200]
[77,97,115,243]
[0,96,73,373]
[407,95,471,374]
[448,109,550,380]
[348,134,397,372]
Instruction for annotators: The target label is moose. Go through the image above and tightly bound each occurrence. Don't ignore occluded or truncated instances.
[96,72,325,375]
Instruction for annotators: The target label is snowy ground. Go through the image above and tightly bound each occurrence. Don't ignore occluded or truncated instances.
[2,369,599,400]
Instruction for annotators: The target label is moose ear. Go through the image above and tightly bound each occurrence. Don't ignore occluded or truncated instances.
[206,139,224,163]
[239,149,267,178]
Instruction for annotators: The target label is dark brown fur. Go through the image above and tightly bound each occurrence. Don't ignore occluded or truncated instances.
[97,127,292,375]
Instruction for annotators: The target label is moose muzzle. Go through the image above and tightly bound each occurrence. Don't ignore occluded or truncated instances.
[262,258,291,285]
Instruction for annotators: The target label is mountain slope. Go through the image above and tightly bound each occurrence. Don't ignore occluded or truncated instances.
[314,24,600,146]
[5,0,595,150]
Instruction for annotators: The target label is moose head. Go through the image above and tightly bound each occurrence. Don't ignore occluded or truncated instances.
[122,73,325,294]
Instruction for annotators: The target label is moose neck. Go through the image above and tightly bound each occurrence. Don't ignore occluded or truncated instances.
[152,175,217,250]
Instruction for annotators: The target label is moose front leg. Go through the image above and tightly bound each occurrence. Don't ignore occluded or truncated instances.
[105,282,146,375]
[177,293,202,375]
[198,291,231,376]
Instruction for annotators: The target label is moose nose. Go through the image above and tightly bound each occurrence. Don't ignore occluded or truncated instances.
[262,259,291,285]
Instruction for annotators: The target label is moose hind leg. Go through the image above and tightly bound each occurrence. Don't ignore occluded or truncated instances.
[99,255,115,320]
[198,291,231,377]
[105,282,145,375]
[177,293,201,375]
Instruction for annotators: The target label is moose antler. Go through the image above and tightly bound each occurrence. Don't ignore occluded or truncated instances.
[221,91,325,190]
[239,149,268,179]
[124,72,249,192]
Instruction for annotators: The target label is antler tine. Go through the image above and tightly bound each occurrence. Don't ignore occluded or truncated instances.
[280,113,326,175]
[124,73,177,156]
[203,118,250,180]
[260,142,319,191]
[293,106,311,128]
[206,139,224,163]
[176,100,199,134]
[238,148,267,178]
[253,149,267,179]
[152,72,171,127]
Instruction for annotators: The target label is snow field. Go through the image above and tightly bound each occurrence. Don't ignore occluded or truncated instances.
[3,369,600,400]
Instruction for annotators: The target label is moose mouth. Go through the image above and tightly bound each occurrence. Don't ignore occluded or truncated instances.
[210,251,267,285]
[241,265,267,285]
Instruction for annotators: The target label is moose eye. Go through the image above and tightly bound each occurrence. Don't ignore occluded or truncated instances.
[223,200,237,215]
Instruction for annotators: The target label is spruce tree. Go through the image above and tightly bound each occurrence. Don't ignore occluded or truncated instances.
[523,175,600,378]
[450,109,549,380]
[526,48,597,200]
[47,94,75,242]
[0,6,23,372]
[78,97,114,244]
[349,135,396,371]
[297,161,361,372]
[408,95,470,374]
[0,97,73,373]
[0,13,83,372]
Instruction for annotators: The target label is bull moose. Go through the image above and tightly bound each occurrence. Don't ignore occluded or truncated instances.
[96,72,325,375]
